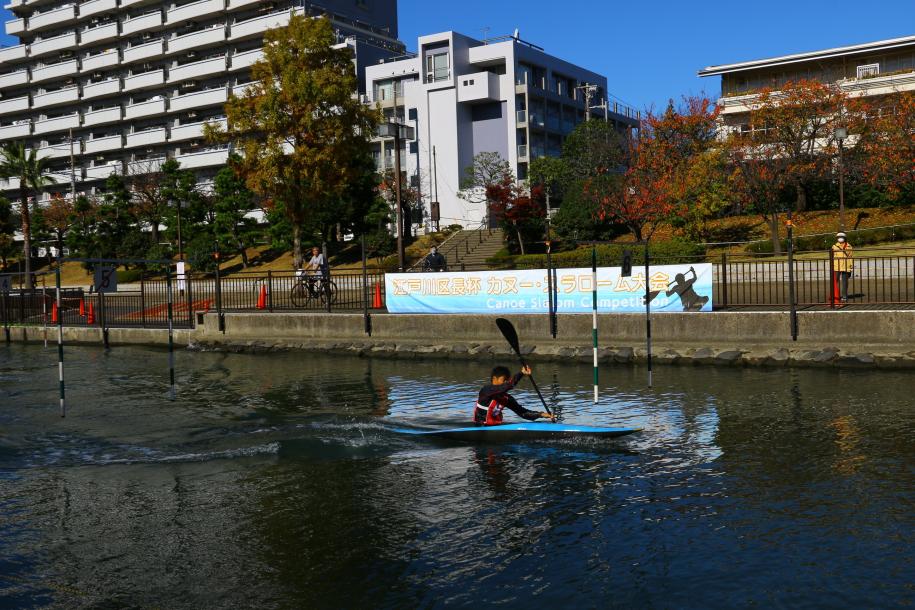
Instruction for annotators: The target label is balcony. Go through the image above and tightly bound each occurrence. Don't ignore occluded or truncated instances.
[80,0,117,18]
[80,49,118,72]
[0,69,28,88]
[5,18,25,36]
[125,126,166,148]
[84,133,123,154]
[170,86,226,111]
[121,11,162,36]
[168,55,224,83]
[169,117,224,141]
[229,47,261,71]
[33,86,79,108]
[0,176,22,190]
[176,146,228,168]
[231,81,255,96]
[122,40,165,64]
[30,32,77,57]
[168,26,225,55]
[0,44,27,63]
[125,96,166,119]
[229,9,293,40]
[227,0,258,8]
[80,22,118,45]
[31,59,77,83]
[35,143,72,159]
[123,68,164,91]
[82,78,120,99]
[29,5,76,31]
[123,40,164,64]
[0,122,30,140]
[0,94,29,113]
[33,112,79,135]
[127,156,165,173]
[83,106,121,126]
[167,0,224,24]
[85,161,122,179]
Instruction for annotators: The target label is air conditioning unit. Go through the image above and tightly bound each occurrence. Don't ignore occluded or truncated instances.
[187,111,197,118]
[142,32,153,40]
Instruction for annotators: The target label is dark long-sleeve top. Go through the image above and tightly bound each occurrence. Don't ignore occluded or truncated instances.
[474,372,540,424]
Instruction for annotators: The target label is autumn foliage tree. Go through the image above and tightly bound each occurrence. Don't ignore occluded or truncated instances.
[486,174,545,254]
[206,15,380,268]
[850,91,915,202]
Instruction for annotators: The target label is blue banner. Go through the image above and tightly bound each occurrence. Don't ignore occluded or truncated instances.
[385,264,713,314]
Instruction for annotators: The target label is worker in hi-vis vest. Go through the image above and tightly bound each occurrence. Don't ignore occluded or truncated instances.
[831,232,854,302]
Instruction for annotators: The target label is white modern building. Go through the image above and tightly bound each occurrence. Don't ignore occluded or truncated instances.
[0,0,403,203]
[365,31,639,229]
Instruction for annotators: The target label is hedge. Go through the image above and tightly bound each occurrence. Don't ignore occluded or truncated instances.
[747,223,915,254]
[513,238,706,269]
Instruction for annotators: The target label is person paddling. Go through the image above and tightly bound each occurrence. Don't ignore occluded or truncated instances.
[474,365,555,426]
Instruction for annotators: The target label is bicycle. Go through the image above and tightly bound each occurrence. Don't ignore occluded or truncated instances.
[290,272,337,307]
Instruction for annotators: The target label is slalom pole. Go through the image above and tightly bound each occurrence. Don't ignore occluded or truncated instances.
[55,265,66,417]
[591,245,598,403]
[166,266,176,400]
[644,241,652,388]
[42,275,47,348]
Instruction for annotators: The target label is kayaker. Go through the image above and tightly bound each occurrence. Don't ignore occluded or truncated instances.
[474,365,555,426]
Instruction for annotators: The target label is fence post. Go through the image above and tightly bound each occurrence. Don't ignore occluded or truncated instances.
[2,278,9,344]
[828,248,836,308]
[720,252,728,310]
[362,235,371,336]
[185,266,193,327]
[214,247,225,333]
[267,270,273,312]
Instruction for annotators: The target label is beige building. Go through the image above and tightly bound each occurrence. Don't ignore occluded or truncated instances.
[699,34,915,132]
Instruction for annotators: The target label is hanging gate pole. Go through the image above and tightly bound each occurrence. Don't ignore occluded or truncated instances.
[591,246,599,403]
[166,267,176,400]
[55,265,66,417]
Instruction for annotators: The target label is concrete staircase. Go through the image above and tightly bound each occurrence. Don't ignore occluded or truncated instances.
[438,228,504,270]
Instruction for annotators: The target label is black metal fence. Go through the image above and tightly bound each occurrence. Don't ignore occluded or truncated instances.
[2,249,914,332]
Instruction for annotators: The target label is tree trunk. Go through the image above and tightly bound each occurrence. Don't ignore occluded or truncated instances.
[238,237,249,268]
[20,187,33,288]
[795,185,807,213]
[402,202,412,241]
[516,225,525,255]
[292,223,302,269]
[768,213,782,255]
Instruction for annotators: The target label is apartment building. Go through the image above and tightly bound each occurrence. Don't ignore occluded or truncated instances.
[699,34,915,133]
[0,0,403,203]
[365,31,639,229]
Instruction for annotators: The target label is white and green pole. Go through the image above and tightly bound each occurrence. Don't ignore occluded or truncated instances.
[591,245,598,403]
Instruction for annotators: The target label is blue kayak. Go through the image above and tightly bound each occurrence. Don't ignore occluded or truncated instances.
[392,422,640,442]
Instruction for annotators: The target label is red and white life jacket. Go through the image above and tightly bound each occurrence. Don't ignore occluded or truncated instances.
[474,400,504,426]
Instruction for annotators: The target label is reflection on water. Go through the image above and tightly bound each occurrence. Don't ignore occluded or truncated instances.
[0,344,913,608]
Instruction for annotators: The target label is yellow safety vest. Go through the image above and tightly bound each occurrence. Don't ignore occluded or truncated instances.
[831,243,854,272]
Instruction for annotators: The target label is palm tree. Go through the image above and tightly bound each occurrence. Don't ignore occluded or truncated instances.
[0,142,57,286]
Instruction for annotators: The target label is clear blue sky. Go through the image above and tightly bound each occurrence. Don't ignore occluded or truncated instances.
[0,0,910,113]
[397,0,914,112]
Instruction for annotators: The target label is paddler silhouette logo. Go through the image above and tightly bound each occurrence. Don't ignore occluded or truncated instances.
[645,266,710,311]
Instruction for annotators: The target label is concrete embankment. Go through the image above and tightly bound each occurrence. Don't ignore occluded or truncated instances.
[9,310,913,369]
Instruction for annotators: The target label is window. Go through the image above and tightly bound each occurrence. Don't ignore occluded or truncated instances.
[857,63,879,79]
[426,50,449,82]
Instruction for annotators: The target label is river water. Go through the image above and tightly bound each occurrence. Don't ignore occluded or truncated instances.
[0,343,912,608]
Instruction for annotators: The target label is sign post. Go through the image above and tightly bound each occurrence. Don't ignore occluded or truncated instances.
[93,266,117,349]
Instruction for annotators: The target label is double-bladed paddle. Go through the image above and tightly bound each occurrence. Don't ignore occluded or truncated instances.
[495,317,553,418]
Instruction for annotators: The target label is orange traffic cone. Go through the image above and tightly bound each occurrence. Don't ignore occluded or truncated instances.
[372,283,383,309]
[87,303,95,325]
[79,298,85,317]
[51,301,58,323]
[256,284,267,310]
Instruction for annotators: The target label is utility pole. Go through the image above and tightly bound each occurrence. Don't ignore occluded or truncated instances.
[576,83,598,121]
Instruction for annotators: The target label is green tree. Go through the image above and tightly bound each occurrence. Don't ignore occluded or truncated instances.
[0,142,57,285]
[560,120,628,180]
[206,15,380,268]
[0,196,17,270]
[212,163,258,268]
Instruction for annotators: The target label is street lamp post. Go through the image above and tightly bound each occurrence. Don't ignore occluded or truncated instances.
[377,121,415,271]
[834,126,847,232]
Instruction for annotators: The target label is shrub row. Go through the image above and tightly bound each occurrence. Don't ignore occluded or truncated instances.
[512,239,706,269]
[747,223,915,254]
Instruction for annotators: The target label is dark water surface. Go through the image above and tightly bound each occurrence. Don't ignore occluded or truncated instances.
[0,343,912,608]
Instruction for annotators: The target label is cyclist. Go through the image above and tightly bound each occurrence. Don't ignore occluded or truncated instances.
[422,246,447,272]
[300,246,328,295]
